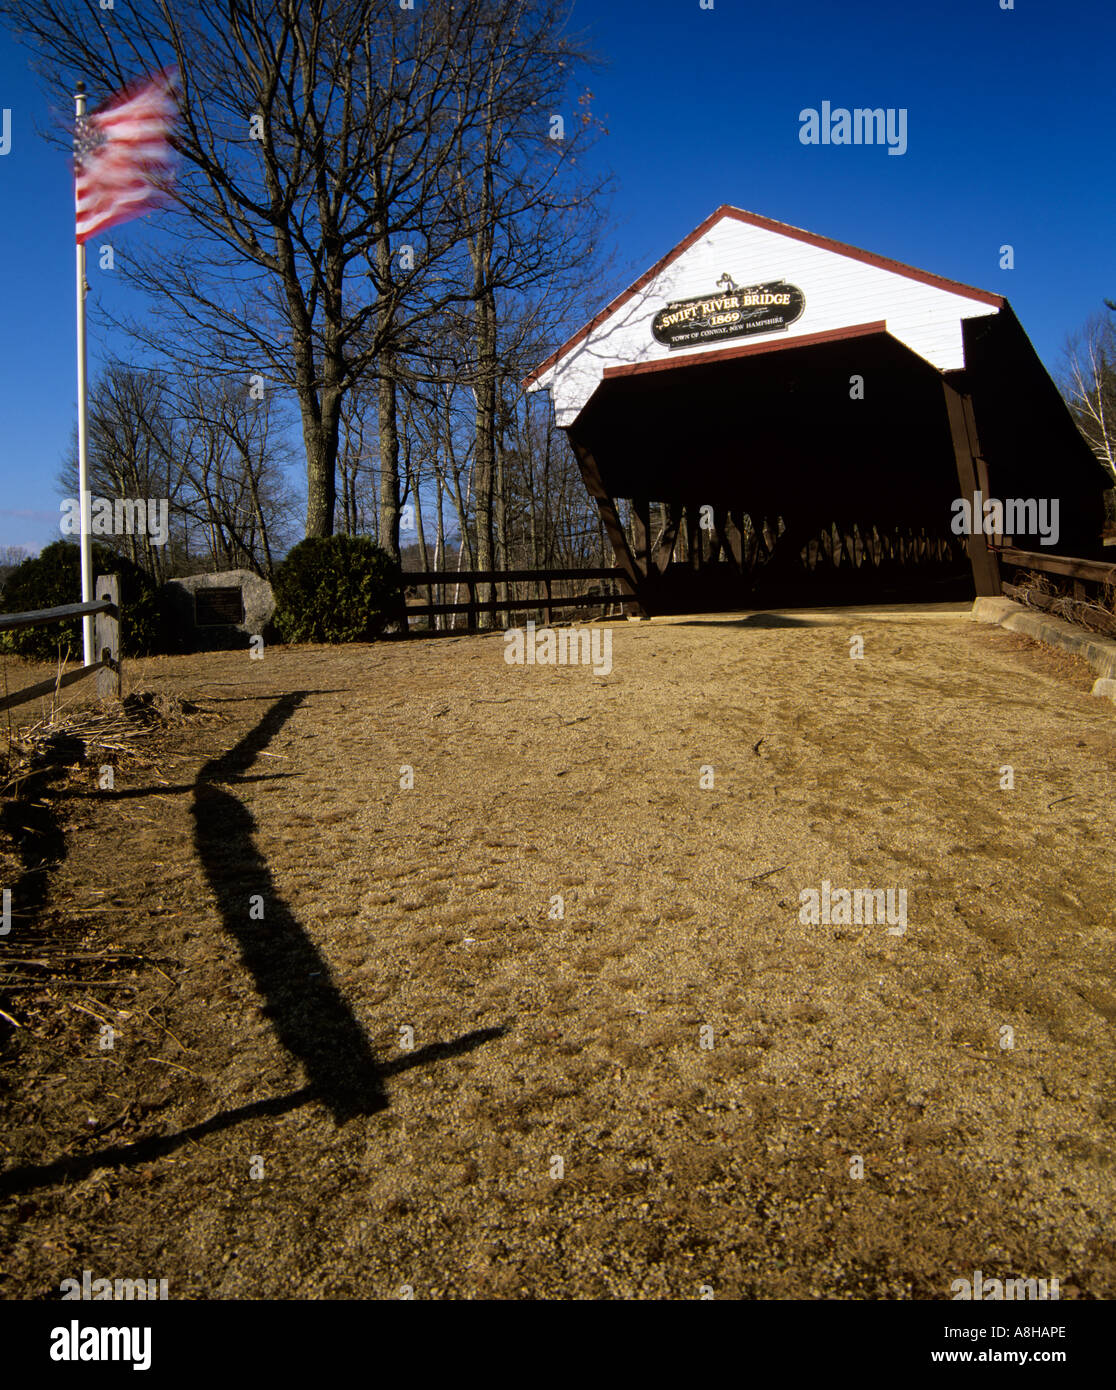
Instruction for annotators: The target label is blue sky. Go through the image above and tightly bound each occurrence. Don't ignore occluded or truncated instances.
[1,0,1112,552]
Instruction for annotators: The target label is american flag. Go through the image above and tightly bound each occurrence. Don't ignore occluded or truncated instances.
[74,69,178,244]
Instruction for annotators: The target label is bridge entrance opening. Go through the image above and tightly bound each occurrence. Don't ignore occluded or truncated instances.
[526,207,1107,618]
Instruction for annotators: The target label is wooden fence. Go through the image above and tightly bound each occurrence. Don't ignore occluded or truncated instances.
[400,567,628,632]
[991,544,1116,636]
[0,575,121,713]
[991,545,1116,589]
[400,547,1116,635]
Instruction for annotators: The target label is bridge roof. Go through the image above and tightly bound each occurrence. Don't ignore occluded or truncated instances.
[527,206,1005,428]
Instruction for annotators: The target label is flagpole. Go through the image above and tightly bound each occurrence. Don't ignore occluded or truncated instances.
[74,80,94,666]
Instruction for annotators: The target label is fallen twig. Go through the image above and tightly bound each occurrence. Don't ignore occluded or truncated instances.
[2,979,137,989]
[70,1001,115,1025]
[143,1008,193,1053]
[145,1056,201,1078]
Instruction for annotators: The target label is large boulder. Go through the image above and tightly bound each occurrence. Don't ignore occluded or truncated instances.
[161,569,275,651]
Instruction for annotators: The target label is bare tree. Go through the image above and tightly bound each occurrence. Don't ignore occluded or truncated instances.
[443,0,609,623]
[1063,307,1116,483]
[7,0,511,542]
[171,372,298,578]
[59,365,182,581]
[0,546,34,589]
[336,384,379,539]
[60,364,298,580]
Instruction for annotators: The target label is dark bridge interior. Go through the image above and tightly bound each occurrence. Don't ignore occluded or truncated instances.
[564,311,1108,616]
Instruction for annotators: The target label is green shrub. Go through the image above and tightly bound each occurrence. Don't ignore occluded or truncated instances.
[273,535,403,644]
[0,540,164,660]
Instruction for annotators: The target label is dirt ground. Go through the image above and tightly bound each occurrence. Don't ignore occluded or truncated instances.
[1,606,1114,1300]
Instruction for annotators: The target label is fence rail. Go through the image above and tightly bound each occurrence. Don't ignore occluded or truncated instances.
[990,545,1116,587]
[403,567,621,586]
[0,596,113,635]
[400,566,628,631]
[991,544,1116,638]
[0,575,121,713]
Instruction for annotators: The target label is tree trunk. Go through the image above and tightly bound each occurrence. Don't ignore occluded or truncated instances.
[376,225,401,561]
[434,466,446,630]
[378,371,401,562]
[472,285,498,627]
[409,457,433,621]
[494,410,508,620]
[299,381,338,539]
[246,464,275,582]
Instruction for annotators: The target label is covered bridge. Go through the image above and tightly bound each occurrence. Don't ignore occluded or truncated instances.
[525,206,1109,617]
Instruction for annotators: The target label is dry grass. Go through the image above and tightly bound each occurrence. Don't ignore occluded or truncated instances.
[1006,569,1116,638]
[2,692,198,787]
[0,609,1114,1299]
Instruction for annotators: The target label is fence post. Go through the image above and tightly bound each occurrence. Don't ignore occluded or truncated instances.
[94,573,121,700]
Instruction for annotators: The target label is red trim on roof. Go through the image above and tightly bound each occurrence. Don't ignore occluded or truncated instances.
[524,206,1004,387]
[599,321,890,381]
[524,206,727,387]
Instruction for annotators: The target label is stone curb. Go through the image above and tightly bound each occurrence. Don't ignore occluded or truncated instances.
[971,597,1116,700]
